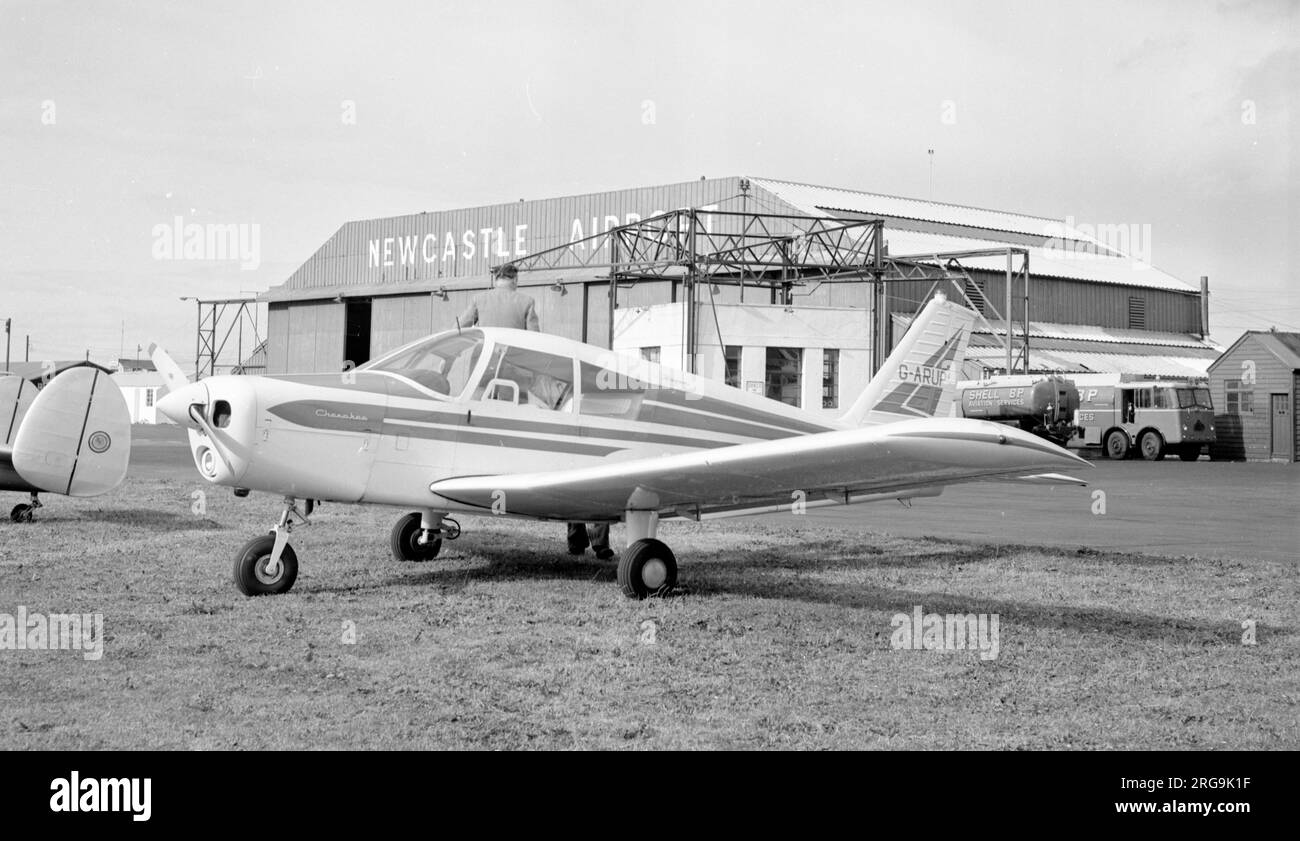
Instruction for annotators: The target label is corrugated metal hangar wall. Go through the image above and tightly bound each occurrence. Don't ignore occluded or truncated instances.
[262,176,1208,375]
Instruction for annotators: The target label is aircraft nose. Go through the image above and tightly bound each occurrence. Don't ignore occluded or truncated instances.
[157,382,207,428]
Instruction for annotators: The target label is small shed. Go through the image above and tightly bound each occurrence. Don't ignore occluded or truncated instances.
[1207,331,1300,461]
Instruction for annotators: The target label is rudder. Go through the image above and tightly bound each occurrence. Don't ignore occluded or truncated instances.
[840,293,975,427]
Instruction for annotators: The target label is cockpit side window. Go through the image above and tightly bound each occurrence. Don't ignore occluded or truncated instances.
[473,345,576,412]
[578,362,646,419]
[360,330,484,397]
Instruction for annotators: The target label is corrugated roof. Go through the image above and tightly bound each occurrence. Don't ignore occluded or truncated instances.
[881,229,1195,292]
[965,347,1214,378]
[752,177,1060,237]
[974,320,1220,350]
[749,179,1194,293]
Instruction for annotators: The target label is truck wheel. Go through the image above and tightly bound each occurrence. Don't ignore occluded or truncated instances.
[1139,430,1165,461]
[1104,430,1130,460]
[1178,446,1200,462]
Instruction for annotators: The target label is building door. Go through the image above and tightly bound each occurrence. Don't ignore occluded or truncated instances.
[344,299,372,369]
[1271,393,1292,460]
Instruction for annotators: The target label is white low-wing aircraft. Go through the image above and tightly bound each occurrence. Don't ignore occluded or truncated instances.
[152,293,1088,598]
[1,364,132,521]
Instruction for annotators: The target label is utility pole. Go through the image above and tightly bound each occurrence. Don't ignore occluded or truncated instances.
[928,149,935,201]
[25,335,30,362]
[4,318,9,371]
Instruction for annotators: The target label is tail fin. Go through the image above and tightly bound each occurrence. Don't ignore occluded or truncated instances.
[840,293,975,426]
[1,374,37,447]
[11,367,131,497]
[148,342,189,399]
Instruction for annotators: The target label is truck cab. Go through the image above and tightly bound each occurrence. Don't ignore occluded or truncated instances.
[1076,381,1215,460]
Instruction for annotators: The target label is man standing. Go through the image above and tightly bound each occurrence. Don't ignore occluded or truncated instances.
[459,263,539,331]
[464,263,612,561]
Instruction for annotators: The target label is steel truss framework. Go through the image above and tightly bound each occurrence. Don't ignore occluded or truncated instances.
[506,209,1030,375]
[187,297,265,379]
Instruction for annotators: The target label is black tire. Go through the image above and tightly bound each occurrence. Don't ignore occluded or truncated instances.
[617,538,678,599]
[1104,430,1130,460]
[1178,446,1201,462]
[10,504,33,523]
[233,534,299,596]
[1139,430,1165,461]
[390,512,442,562]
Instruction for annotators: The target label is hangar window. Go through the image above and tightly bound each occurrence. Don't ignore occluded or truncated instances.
[362,329,484,398]
[641,347,661,364]
[145,389,154,408]
[823,349,839,409]
[1225,379,1254,414]
[766,347,802,408]
[724,346,741,388]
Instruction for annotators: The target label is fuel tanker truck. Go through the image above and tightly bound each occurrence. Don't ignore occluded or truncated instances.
[955,376,1081,447]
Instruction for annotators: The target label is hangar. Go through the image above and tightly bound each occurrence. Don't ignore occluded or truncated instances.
[259,176,1222,413]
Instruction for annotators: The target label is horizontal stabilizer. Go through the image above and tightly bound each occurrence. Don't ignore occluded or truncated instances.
[11,367,131,497]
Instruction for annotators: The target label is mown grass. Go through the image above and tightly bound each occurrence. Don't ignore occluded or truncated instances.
[1,475,1295,750]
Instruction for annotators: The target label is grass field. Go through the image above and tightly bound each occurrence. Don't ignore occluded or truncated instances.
[1,470,1296,750]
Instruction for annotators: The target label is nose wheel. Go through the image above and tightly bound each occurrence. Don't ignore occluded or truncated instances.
[232,497,309,596]
[233,534,299,596]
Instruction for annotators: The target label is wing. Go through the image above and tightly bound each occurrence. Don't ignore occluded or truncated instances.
[429,417,1090,522]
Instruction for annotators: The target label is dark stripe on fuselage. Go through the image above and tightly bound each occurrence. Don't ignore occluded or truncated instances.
[380,422,622,457]
[267,399,761,453]
[266,401,626,457]
[384,406,733,450]
[646,390,834,435]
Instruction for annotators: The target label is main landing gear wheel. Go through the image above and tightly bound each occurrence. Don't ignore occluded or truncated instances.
[617,538,678,599]
[390,512,442,562]
[1104,430,1130,460]
[1139,430,1165,461]
[10,504,34,523]
[233,534,299,596]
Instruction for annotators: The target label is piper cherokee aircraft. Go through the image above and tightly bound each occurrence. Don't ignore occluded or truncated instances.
[152,292,1088,598]
[1,364,131,521]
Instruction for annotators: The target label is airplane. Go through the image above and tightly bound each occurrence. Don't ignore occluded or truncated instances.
[2,363,132,521]
[151,292,1089,599]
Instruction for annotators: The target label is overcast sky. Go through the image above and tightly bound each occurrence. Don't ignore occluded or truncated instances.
[1,0,1294,369]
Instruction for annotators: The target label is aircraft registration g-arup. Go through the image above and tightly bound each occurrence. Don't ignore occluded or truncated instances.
[152,292,1089,599]
[1,363,131,521]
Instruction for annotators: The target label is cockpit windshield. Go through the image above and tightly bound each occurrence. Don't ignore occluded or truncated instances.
[359,330,485,397]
